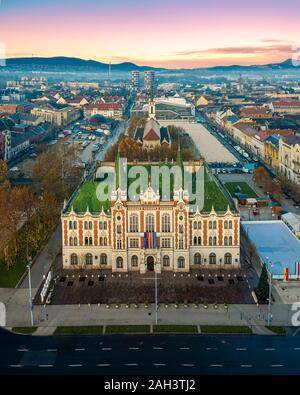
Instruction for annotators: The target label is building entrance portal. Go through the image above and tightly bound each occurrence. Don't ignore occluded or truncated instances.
[147,256,155,272]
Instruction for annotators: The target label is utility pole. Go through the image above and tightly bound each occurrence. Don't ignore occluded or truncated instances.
[27,257,34,326]
[266,257,273,326]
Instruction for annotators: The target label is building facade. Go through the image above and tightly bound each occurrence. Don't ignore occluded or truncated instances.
[61,161,240,273]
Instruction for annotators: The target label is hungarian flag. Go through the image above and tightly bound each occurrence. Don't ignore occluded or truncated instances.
[283,267,289,282]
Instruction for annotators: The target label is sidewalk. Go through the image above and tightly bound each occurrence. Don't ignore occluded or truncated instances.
[1,293,294,328]
[19,225,61,289]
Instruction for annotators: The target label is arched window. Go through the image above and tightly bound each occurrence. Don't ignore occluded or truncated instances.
[209,253,216,264]
[89,237,93,245]
[224,221,228,229]
[85,237,89,246]
[69,221,73,229]
[100,253,107,265]
[224,236,228,246]
[89,221,92,230]
[194,253,201,265]
[146,214,155,232]
[103,237,107,246]
[131,255,138,267]
[85,253,93,265]
[70,253,78,265]
[73,221,77,230]
[228,221,232,229]
[179,224,184,234]
[178,256,185,268]
[213,221,217,229]
[84,221,88,230]
[130,214,139,232]
[229,236,233,246]
[103,221,107,230]
[209,221,212,229]
[99,221,103,230]
[209,236,212,246]
[163,255,170,267]
[74,237,78,246]
[162,214,171,232]
[224,253,232,264]
[213,236,217,246]
[193,236,197,245]
[198,236,201,245]
[193,221,197,230]
[99,237,103,246]
[117,224,122,234]
[69,237,74,246]
[116,256,123,268]
[198,221,201,229]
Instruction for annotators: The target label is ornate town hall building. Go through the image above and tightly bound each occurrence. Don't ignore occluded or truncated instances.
[61,156,240,273]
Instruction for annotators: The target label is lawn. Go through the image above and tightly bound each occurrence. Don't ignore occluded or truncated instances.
[0,260,28,288]
[225,182,258,198]
[200,325,252,334]
[153,325,198,333]
[105,325,150,334]
[54,326,104,335]
[12,327,37,334]
[266,326,286,335]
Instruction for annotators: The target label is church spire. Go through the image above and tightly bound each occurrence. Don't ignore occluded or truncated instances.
[148,94,156,119]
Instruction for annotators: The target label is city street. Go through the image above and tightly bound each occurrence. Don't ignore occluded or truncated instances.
[1,329,300,375]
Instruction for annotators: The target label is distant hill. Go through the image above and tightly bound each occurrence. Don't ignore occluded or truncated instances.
[0,56,298,73]
[2,56,161,72]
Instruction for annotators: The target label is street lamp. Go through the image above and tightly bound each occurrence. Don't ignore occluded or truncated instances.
[265,256,274,326]
[27,257,34,326]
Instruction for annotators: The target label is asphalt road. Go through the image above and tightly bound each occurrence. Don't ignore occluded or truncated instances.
[1,329,300,375]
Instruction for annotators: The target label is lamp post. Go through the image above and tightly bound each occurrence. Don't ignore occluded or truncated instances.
[265,257,273,326]
[155,269,158,325]
[27,257,34,327]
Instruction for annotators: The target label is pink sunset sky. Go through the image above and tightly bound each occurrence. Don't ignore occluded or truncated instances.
[0,0,299,68]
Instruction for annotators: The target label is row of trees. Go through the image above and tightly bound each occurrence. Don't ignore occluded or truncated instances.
[0,142,84,270]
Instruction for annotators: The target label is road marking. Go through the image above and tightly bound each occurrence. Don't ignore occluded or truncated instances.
[10,364,22,368]
[153,363,166,366]
[241,365,253,368]
[18,348,29,352]
[102,347,112,351]
[236,348,247,351]
[125,363,139,366]
[39,365,53,368]
[271,364,283,367]
[153,347,163,350]
[68,364,82,367]
[206,347,217,351]
[210,364,223,367]
[264,348,275,351]
[180,347,190,350]
[47,349,57,352]
[129,347,140,350]
[97,363,110,367]
[181,363,195,367]
[75,348,85,351]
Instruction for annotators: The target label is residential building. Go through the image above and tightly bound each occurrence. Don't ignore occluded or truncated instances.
[144,71,155,93]
[279,135,300,184]
[31,104,81,126]
[131,71,140,89]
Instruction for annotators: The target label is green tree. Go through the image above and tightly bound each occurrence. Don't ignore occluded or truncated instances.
[255,263,269,301]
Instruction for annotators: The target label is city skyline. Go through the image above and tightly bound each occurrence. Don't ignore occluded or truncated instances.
[0,0,299,68]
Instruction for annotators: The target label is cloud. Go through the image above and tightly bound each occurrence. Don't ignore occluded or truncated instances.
[175,44,292,57]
